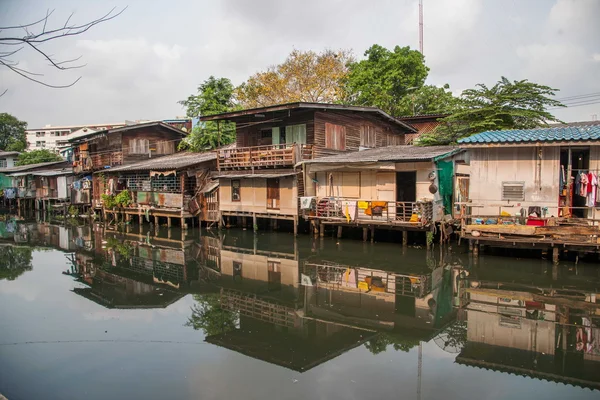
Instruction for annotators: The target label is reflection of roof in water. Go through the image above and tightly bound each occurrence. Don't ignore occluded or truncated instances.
[72,285,184,309]
[456,342,600,391]
[205,318,373,372]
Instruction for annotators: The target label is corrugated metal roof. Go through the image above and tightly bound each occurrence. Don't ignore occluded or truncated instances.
[30,169,73,177]
[199,102,417,132]
[101,151,217,173]
[68,121,187,143]
[301,145,459,164]
[459,125,600,145]
[0,151,20,157]
[2,160,68,173]
[214,171,299,179]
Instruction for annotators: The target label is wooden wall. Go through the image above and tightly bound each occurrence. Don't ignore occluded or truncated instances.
[219,176,298,216]
[235,110,315,148]
[220,250,300,288]
[313,111,407,157]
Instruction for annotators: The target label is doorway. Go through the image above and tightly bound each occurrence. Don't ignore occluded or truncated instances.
[396,172,417,202]
[559,148,590,218]
[266,178,280,210]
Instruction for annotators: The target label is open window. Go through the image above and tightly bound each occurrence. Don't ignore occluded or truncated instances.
[231,180,241,202]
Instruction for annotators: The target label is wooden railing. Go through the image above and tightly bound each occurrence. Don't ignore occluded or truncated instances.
[75,151,123,173]
[217,144,312,170]
[310,197,432,226]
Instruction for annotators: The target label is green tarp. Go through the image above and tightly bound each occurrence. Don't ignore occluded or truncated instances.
[437,160,453,215]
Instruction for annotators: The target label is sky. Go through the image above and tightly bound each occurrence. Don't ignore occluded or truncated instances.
[1,0,599,129]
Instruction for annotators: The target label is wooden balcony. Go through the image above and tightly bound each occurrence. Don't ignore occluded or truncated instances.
[217,144,312,170]
[309,198,433,227]
[74,151,123,173]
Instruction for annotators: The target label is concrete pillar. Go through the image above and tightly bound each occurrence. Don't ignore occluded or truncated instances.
[253,213,258,232]
[337,226,343,239]
[552,247,559,264]
[363,227,368,242]
[293,216,298,236]
[319,222,325,237]
[181,218,187,230]
[167,217,172,228]
[402,230,408,246]
[370,226,375,243]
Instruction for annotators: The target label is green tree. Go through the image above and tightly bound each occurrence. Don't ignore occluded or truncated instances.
[419,77,565,145]
[0,246,33,281]
[365,332,420,355]
[344,45,429,116]
[16,149,63,166]
[236,49,354,108]
[397,84,458,116]
[185,293,238,336]
[179,76,237,151]
[0,113,27,152]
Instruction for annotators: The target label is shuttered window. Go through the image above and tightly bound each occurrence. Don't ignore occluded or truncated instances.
[360,126,377,148]
[325,123,346,150]
[385,134,403,146]
[502,181,525,201]
[155,140,175,154]
[129,138,149,154]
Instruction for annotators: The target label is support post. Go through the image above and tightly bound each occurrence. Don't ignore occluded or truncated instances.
[181,217,187,230]
[552,247,559,264]
[253,213,258,232]
[167,217,172,228]
[293,216,298,236]
[337,226,343,239]
[402,230,408,246]
[363,227,368,242]
[370,226,375,243]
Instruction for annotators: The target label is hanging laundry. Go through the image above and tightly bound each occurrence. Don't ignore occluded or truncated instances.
[587,172,597,207]
[300,196,316,210]
[341,268,357,288]
[579,173,589,197]
[560,165,566,189]
[342,200,357,222]
[357,201,369,210]
[300,273,314,286]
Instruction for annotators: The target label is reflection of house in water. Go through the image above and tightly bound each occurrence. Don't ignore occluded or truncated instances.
[456,269,600,390]
[71,252,184,309]
[303,262,455,338]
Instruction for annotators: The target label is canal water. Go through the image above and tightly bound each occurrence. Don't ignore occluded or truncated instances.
[1,220,599,400]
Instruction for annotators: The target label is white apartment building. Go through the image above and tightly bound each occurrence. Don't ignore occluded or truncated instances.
[25,123,125,152]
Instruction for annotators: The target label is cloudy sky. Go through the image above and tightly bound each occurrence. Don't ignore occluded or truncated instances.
[1,0,599,129]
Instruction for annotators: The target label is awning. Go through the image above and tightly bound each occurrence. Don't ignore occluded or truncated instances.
[150,170,176,177]
[31,169,73,177]
[214,171,299,179]
[199,181,219,193]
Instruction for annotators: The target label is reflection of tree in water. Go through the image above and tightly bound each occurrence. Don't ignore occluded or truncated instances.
[185,293,238,336]
[0,246,33,280]
[365,332,421,355]
[433,321,467,353]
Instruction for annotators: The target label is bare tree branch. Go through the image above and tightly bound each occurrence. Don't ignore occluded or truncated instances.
[0,6,126,92]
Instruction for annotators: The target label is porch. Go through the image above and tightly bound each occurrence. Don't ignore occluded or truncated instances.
[74,150,124,173]
[217,144,313,170]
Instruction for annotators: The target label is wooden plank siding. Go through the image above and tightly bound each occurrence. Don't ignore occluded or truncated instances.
[313,111,406,158]
[235,110,315,148]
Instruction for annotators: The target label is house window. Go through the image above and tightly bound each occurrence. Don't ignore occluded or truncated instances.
[502,181,525,201]
[0,159,6,168]
[36,141,45,147]
[385,134,403,146]
[155,140,175,154]
[360,125,377,148]
[325,123,346,150]
[36,132,45,137]
[128,138,149,154]
[231,180,241,201]
[285,124,307,145]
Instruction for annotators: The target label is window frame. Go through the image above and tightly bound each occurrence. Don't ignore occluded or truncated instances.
[325,123,346,150]
[360,125,377,148]
[231,179,241,202]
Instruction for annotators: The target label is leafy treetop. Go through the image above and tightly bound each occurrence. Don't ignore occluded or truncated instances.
[16,149,63,166]
[0,113,27,152]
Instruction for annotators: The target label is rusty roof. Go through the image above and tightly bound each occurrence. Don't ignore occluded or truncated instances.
[300,145,460,164]
[68,121,188,143]
[199,102,417,132]
[2,160,70,173]
[213,170,299,179]
[100,151,217,173]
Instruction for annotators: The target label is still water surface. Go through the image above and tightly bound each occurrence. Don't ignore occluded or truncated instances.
[1,221,599,400]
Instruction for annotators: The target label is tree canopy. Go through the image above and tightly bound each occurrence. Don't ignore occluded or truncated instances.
[0,245,33,281]
[419,77,565,145]
[179,76,238,151]
[236,49,354,108]
[344,45,430,116]
[396,84,458,116]
[185,293,238,337]
[16,149,63,166]
[0,113,27,152]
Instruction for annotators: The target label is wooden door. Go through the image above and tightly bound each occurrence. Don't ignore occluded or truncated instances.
[266,178,280,209]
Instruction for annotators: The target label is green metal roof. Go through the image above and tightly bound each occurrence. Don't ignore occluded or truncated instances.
[459,124,600,145]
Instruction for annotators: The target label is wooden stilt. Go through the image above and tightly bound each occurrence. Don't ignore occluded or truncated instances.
[402,230,408,246]
[337,226,343,239]
[293,216,298,236]
[363,227,368,242]
[370,226,375,243]
[253,213,257,232]
[181,217,187,230]
[167,217,172,228]
[552,247,559,264]
[319,222,325,237]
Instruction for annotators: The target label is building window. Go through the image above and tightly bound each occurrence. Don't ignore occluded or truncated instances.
[0,159,6,168]
[231,180,241,201]
[385,134,403,146]
[325,123,346,150]
[360,125,377,148]
[502,181,525,201]
[155,140,175,154]
[128,138,149,154]
[36,132,45,137]
[36,141,45,147]
[285,124,307,145]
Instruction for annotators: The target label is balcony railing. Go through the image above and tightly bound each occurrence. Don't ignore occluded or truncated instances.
[217,144,312,170]
[309,197,433,226]
[74,151,123,173]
